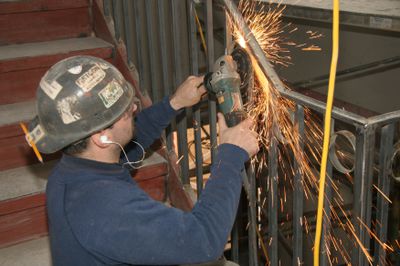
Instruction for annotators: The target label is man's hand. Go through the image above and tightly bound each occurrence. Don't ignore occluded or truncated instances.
[218,113,259,157]
[170,76,206,110]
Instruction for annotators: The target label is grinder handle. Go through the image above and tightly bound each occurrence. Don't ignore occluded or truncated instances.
[225,111,247,128]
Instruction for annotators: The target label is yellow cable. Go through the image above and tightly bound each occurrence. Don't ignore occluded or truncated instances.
[194,8,208,56]
[313,0,339,265]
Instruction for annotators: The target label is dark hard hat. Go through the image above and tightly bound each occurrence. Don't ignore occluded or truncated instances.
[28,56,135,154]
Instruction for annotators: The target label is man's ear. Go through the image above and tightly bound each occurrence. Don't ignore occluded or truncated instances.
[91,132,110,148]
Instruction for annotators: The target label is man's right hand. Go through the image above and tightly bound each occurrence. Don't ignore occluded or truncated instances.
[218,113,259,157]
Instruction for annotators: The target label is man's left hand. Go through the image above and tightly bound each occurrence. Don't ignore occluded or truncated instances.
[170,76,206,110]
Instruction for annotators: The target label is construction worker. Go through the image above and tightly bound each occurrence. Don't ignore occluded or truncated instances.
[28,56,259,265]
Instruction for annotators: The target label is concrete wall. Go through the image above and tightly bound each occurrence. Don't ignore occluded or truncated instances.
[276,19,400,115]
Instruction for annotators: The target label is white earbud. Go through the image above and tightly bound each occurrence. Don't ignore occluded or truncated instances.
[100,135,112,144]
[99,135,145,170]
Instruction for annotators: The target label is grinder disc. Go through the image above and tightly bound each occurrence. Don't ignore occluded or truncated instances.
[231,46,253,104]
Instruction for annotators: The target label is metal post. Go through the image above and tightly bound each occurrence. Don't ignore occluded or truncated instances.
[133,0,145,90]
[321,119,334,266]
[111,0,121,41]
[268,134,279,266]
[373,123,394,266]
[172,0,189,185]
[145,0,160,102]
[247,165,259,266]
[187,0,204,196]
[122,0,134,64]
[157,0,173,150]
[293,105,304,266]
[205,0,217,163]
[103,0,111,17]
[352,125,376,265]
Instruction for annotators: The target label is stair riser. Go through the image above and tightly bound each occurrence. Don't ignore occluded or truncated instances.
[0,8,91,45]
[0,170,168,248]
[0,49,113,105]
[0,0,88,15]
[0,47,113,74]
[0,134,59,171]
[0,205,48,248]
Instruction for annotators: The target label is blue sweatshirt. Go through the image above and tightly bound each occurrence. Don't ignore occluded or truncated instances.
[46,97,248,265]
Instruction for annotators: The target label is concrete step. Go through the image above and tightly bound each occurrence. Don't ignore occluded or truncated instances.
[0,37,113,105]
[0,236,51,266]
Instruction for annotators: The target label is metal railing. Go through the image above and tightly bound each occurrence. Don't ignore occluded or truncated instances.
[102,1,400,265]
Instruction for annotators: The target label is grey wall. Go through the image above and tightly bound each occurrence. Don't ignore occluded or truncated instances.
[276,20,400,115]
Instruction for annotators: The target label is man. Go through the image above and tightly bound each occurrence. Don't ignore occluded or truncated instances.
[27,56,259,265]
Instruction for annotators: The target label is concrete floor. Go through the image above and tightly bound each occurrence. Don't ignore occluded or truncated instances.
[0,237,52,266]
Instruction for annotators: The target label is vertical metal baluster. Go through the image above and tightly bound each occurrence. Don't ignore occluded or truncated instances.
[157,0,173,150]
[133,0,145,90]
[122,0,134,65]
[224,8,240,262]
[187,0,204,196]
[103,0,111,17]
[111,0,121,41]
[172,0,189,185]
[145,0,160,102]
[205,0,217,162]
[293,105,304,266]
[374,123,394,266]
[268,133,278,266]
[247,165,259,266]
[231,217,240,263]
[352,125,375,265]
[321,118,334,266]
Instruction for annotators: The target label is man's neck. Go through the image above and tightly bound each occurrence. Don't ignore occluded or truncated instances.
[76,148,121,164]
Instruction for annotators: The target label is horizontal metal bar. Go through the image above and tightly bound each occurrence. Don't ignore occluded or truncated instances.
[281,89,368,125]
[367,110,400,126]
[293,56,400,90]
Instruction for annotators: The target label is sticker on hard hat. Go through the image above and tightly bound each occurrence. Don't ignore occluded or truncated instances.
[30,124,45,143]
[98,79,124,108]
[40,78,63,100]
[76,65,106,92]
[68,65,83,75]
[57,95,82,124]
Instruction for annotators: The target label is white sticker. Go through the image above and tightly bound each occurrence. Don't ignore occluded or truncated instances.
[75,65,106,92]
[68,65,83,75]
[40,78,63,100]
[97,62,110,70]
[57,95,82,124]
[30,124,45,143]
[98,79,124,108]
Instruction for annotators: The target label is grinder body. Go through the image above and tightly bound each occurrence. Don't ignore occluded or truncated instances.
[204,55,247,127]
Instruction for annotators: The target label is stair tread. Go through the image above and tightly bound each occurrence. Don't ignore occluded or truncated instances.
[0,100,36,127]
[0,37,113,62]
[0,153,167,202]
[0,236,51,266]
[0,161,56,202]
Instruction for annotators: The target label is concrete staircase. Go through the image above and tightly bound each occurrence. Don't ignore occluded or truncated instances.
[0,0,178,261]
